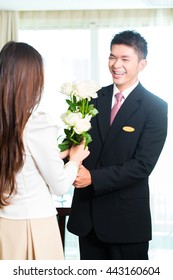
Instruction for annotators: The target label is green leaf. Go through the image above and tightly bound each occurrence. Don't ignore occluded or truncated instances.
[88,105,98,116]
[73,95,77,103]
[66,99,77,111]
[58,140,71,152]
[69,103,77,111]
[66,99,72,106]
[64,129,73,138]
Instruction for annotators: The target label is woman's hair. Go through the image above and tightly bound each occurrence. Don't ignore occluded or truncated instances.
[0,41,44,207]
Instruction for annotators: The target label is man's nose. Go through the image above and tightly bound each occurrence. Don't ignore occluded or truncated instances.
[113,58,122,67]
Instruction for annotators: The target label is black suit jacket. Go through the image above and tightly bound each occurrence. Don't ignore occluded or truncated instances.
[67,83,168,243]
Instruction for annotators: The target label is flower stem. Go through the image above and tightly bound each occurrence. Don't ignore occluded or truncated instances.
[82,98,88,116]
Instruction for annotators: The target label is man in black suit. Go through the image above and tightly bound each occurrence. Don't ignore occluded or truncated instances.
[67,30,168,260]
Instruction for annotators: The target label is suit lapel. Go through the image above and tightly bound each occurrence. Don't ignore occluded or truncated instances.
[97,85,113,143]
[100,83,144,155]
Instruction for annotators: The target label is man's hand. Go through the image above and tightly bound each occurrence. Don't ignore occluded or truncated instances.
[73,165,92,188]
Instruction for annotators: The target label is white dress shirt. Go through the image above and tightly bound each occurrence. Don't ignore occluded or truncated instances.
[0,111,78,219]
[111,81,139,107]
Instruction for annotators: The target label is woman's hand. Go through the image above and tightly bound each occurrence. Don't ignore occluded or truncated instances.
[69,141,90,165]
[60,149,70,159]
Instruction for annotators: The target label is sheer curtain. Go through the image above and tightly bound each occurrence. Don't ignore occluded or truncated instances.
[19,9,173,28]
[0,11,18,50]
[17,9,173,260]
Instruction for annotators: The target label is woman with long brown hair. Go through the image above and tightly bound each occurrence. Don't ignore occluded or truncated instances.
[0,41,89,260]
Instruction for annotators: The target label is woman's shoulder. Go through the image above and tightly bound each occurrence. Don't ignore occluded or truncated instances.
[26,110,59,131]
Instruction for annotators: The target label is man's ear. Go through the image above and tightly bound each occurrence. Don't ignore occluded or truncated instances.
[139,59,147,72]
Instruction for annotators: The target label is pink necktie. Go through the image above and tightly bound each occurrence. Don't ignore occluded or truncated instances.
[110,92,123,125]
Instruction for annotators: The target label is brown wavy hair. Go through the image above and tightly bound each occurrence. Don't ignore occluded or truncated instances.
[0,41,44,207]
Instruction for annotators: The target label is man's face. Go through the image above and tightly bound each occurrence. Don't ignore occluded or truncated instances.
[108,44,147,91]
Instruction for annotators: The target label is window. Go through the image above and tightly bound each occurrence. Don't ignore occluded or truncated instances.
[19,29,91,119]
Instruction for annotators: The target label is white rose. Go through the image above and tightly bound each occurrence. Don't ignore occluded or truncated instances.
[73,117,91,134]
[61,111,82,126]
[85,113,92,121]
[75,80,101,100]
[60,82,73,96]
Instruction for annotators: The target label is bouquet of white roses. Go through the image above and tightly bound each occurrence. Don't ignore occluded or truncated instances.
[58,80,101,152]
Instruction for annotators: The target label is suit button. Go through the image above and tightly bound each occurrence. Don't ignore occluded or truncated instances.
[98,161,104,167]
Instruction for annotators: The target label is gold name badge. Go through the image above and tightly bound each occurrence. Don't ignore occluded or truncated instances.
[123,126,135,132]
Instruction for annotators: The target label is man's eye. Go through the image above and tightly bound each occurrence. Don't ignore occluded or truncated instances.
[109,56,116,60]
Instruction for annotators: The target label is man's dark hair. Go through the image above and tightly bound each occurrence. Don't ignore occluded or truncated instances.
[110,30,148,59]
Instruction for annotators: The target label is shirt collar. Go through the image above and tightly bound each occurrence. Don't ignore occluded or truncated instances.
[113,80,139,100]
